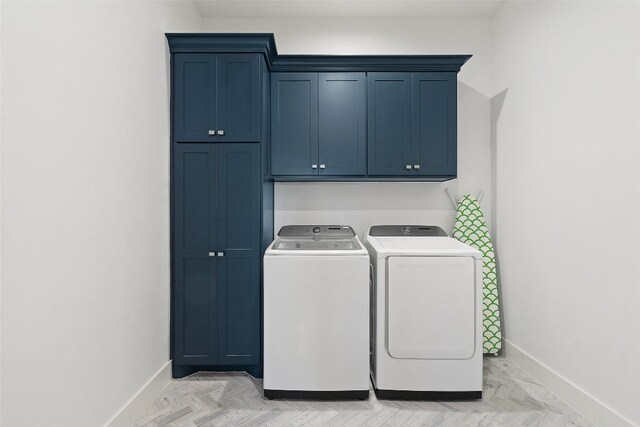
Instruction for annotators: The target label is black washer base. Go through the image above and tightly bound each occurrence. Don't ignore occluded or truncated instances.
[374,388,482,400]
[264,389,370,400]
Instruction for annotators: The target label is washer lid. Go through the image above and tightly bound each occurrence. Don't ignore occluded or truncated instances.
[272,225,363,252]
[278,225,355,238]
[370,225,447,237]
[267,234,368,255]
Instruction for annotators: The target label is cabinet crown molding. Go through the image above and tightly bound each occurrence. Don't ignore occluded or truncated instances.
[165,33,471,72]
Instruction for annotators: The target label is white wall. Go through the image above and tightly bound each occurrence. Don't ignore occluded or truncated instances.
[492,2,640,425]
[0,1,3,421]
[204,17,493,237]
[0,1,200,426]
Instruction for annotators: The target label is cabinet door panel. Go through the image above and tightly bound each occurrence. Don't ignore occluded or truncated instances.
[367,73,412,176]
[216,54,261,142]
[173,145,218,364]
[319,73,366,176]
[217,144,261,364]
[173,54,216,142]
[217,256,260,364]
[180,150,217,250]
[218,145,260,251]
[413,73,457,176]
[181,257,217,358]
[271,73,319,175]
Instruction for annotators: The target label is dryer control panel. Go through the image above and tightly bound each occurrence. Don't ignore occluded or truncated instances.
[369,225,447,237]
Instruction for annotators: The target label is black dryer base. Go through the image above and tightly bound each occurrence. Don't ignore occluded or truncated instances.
[264,389,370,400]
[374,388,482,400]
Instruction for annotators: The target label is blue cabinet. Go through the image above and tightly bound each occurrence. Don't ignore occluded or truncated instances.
[216,55,261,142]
[271,73,318,175]
[174,54,216,143]
[319,73,366,176]
[168,36,273,379]
[271,72,366,176]
[173,144,218,364]
[367,73,413,176]
[173,144,261,366]
[272,71,456,179]
[173,53,261,142]
[168,33,469,182]
[413,73,457,176]
[216,144,261,365]
[368,72,457,177]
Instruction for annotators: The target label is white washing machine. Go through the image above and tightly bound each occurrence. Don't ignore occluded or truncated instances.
[264,225,370,399]
[364,225,484,399]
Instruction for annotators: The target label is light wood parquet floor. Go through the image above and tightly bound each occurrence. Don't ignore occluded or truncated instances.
[134,357,592,426]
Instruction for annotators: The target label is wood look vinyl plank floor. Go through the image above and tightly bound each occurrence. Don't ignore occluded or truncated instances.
[134,357,592,427]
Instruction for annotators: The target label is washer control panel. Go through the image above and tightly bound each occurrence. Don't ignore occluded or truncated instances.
[278,225,355,238]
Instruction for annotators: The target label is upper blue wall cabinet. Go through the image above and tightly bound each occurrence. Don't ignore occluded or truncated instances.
[368,72,457,178]
[271,72,366,176]
[173,53,261,142]
[167,33,469,181]
[367,73,413,176]
[271,73,319,176]
[412,73,457,176]
[319,73,366,176]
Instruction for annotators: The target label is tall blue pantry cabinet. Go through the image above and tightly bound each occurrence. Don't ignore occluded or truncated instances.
[167,35,275,378]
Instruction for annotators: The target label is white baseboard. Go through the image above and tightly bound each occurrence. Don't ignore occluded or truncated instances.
[504,340,636,427]
[104,360,172,427]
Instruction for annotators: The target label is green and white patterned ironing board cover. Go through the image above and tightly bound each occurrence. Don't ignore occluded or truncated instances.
[452,194,502,354]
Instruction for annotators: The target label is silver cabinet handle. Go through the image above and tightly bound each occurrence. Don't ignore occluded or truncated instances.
[405,165,413,170]
[414,164,421,169]
[208,130,216,135]
[208,252,216,257]
[311,164,318,169]
[320,164,326,169]
[217,252,224,257]
[217,130,225,136]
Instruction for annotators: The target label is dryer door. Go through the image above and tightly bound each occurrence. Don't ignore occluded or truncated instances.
[387,256,475,359]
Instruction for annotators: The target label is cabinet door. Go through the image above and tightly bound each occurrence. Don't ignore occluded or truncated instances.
[216,54,261,142]
[216,144,261,365]
[367,73,413,176]
[173,54,216,142]
[173,144,218,364]
[318,73,366,176]
[412,73,457,176]
[271,73,319,176]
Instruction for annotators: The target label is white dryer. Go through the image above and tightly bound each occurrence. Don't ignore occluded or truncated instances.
[264,225,370,399]
[364,225,483,399]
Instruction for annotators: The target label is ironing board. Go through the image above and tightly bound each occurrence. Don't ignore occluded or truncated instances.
[452,194,502,354]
